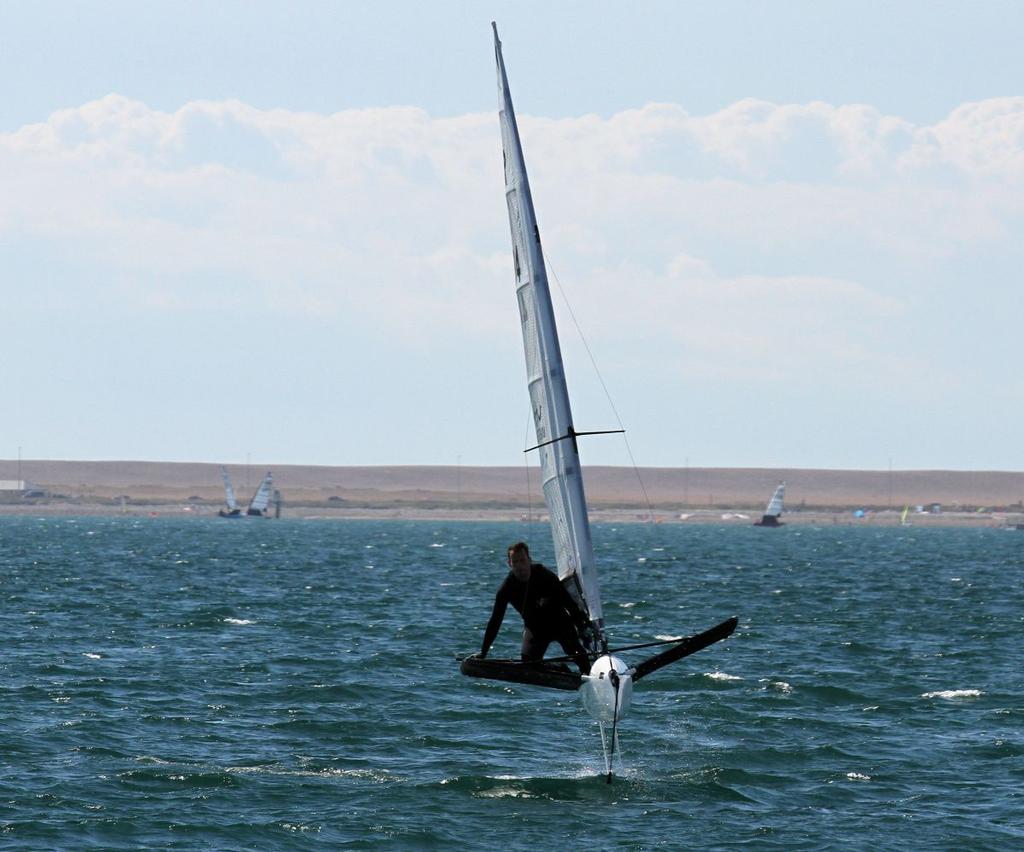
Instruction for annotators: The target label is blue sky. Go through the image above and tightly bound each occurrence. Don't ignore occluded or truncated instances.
[2,1,1023,470]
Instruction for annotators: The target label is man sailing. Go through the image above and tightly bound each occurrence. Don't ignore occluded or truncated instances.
[478,541,592,674]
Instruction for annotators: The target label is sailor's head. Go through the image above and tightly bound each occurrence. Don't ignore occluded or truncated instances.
[507,541,531,580]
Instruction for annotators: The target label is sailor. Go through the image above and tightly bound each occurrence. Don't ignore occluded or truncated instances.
[478,541,592,674]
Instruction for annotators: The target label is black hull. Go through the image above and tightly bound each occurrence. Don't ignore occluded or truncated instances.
[754,515,783,527]
[459,656,582,691]
[218,509,241,518]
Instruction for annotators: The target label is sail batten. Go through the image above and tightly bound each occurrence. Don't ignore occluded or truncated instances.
[493,23,603,631]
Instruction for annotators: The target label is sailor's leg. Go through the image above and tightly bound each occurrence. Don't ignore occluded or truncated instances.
[555,625,591,675]
[521,628,551,662]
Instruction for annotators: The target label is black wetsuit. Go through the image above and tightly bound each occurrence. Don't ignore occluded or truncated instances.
[480,563,591,674]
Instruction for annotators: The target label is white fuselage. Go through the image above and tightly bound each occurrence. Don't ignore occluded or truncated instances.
[580,654,633,722]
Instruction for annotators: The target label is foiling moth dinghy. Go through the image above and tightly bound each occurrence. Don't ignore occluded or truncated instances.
[754,481,786,527]
[459,24,738,781]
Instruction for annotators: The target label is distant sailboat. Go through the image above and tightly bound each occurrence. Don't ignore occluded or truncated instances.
[754,481,785,527]
[246,472,274,517]
[218,467,242,518]
[900,505,911,526]
[218,468,275,518]
[459,24,736,781]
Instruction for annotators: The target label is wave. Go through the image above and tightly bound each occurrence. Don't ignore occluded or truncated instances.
[920,689,984,699]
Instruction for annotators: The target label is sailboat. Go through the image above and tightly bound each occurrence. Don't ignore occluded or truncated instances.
[460,24,737,780]
[218,466,242,517]
[900,504,911,527]
[246,472,274,517]
[218,468,275,518]
[754,481,785,527]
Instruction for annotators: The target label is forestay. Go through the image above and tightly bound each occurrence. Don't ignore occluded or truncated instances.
[493,24,604,631]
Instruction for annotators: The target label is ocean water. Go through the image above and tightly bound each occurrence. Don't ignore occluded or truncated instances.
[0,516,1020,850]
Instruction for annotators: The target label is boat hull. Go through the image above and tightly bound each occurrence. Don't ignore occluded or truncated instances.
[754,514,783,527]
[459,655,582,691]
[580,655,632,722]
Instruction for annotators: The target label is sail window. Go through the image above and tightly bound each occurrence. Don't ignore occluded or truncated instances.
[513,244,521,280]
[517,289,529,324]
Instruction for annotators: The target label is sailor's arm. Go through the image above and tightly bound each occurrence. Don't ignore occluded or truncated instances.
[555,578,588,627]
[479,592,508,658]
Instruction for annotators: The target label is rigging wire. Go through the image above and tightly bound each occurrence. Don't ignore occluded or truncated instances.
[523,407,534,527]
[527,634,692,664]
[545,258,656,523]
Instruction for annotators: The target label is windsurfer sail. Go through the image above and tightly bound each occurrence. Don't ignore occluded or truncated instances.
[754,481,785,527]
[459,23,737,780]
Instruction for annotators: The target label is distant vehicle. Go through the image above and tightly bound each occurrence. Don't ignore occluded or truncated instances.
[754,481,786,527]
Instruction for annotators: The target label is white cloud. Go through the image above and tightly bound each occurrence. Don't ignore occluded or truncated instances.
[0,92,1021,351]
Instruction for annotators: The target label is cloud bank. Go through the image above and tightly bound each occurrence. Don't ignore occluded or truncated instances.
[2,94,1023,464]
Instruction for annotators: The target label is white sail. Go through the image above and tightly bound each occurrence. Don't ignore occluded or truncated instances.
[493,24,603,630]
[248,472,274,513]
[765,481,785,517]
[221,466,239,512]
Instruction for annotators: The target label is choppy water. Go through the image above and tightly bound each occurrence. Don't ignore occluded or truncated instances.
[1,517,1021,849]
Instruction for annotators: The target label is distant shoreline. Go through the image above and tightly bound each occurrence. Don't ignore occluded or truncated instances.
[1,460,1022,526]
[0,502,1017,529]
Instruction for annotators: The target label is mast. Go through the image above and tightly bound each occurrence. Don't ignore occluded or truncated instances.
[493,23,604,637]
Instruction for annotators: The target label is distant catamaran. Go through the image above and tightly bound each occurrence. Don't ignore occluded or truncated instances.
[754,481,786,527]
[459,23,736,781]
[219,467,275,518]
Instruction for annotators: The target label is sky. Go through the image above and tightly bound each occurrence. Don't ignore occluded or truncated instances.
[2,0,1023,471]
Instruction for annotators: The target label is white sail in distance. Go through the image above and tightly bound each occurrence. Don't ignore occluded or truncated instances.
[765,482,786,517]
[248,472,274,514]
[493,23,604,631]
[221,467,238,512]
